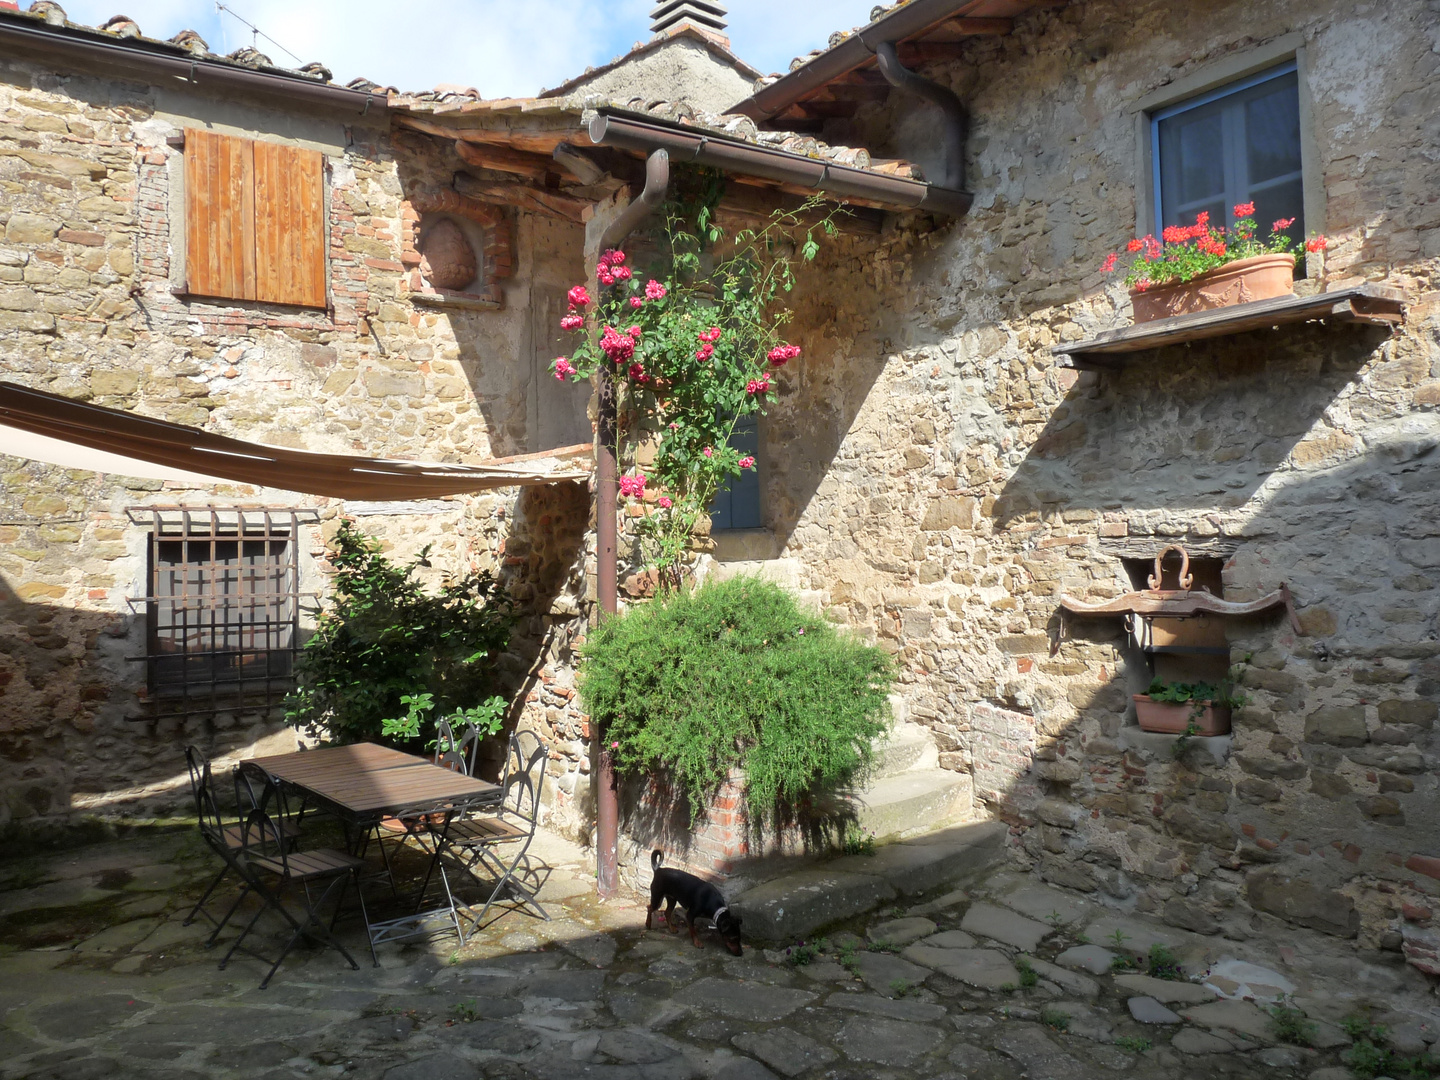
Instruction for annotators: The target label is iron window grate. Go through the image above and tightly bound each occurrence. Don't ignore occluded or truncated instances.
[126,507,317,721]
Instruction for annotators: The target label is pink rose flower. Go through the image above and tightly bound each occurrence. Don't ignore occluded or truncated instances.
[567,285,591,308]
[627,325,642,339]
[629,297,644,309]
[613,265,632,281]
[553,357,575,381]
[696,343,714,361]
[767,344,801,366]
[702,446,713,458]
[658,496,672,509]
[560,313,584,331]
[644,280,667,301]
[618,473,647,498]
[738,455,755,469]
[600,325,636,363]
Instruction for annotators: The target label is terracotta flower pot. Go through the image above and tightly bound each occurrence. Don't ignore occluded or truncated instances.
[1130,253,1296,323]
[1133,694,1232,736]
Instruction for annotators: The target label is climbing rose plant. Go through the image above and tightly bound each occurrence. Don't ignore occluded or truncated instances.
[1103,202,1328,290]
[550,200,838,586]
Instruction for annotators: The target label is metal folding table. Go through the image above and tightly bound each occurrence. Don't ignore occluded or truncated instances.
[244,742,500,948]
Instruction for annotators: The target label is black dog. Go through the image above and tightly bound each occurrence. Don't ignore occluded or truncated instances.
[646,850,743,955]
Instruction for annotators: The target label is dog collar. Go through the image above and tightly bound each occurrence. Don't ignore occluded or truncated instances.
[710,905,728,928]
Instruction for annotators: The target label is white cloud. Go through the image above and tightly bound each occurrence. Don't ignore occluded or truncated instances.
[52,0,879,96]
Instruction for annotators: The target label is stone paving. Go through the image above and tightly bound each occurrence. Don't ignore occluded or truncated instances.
[1,824,1437,1080]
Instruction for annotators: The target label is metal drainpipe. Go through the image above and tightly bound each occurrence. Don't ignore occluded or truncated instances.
[593,148,670,900]
[873,40,967,191]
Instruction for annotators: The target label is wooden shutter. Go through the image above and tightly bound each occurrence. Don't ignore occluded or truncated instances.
[185,129,326,308]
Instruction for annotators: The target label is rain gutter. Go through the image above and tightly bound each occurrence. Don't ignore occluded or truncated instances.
[587,108,972,218]
[731,0,973,122]
[0,13,378,114]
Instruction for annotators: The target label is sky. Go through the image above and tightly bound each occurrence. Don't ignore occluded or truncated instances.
[55,0,881,95]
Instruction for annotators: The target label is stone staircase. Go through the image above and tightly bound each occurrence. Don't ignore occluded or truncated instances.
[848,719,978,841]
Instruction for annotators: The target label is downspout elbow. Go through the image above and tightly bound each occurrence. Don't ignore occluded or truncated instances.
[600,148,670,252]
[873,40,967,192]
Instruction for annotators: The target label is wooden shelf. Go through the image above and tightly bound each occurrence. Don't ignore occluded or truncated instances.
[1051,283,1406,370]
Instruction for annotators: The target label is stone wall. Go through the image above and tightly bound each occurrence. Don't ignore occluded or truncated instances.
[0,54,594,831]
[738,0,1440,968]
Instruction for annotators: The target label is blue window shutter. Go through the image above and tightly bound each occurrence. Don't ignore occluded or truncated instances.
[710,414,761,531]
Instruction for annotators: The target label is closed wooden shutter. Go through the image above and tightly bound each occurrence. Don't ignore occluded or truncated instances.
[185,129,327,308]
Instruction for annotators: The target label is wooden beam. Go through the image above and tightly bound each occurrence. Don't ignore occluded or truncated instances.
[393,113,579,156]
[897,42,978,64]
[925,16,1013,39]
[453,140,563,181]
[453,172,592,224]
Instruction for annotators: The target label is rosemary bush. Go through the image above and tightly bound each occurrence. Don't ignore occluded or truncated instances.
[579,576,893,820]
[284,520,515,750]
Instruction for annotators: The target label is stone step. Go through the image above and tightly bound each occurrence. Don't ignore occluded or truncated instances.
[733,819,1008,943]
[853,768,975,841]
[870,721,939,779]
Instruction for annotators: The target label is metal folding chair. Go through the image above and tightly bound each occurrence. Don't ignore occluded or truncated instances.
[220,768,374,989]
[434,730,551,931]
[434,719,481,776]
[181,746,299,942]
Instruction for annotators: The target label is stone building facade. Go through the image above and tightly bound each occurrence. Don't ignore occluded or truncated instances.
[728,0,1440,969]
[3,0,1439,984]
[0,15,596,833]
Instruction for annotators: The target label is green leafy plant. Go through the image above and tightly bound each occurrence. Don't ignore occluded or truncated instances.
[785,940,820,967]
[1115,1035,1151,1053]
[1146,943,1183,981]
[284,520,515,750]
[579,576,893,820]
[888,978,914,998]
[1337,1017,1440,1080]
[380,692,507,747]
[452,999,479,1023]
[1041,1008,1071,1032]
[550,186,842,589]
[1102,202,1327,288]
[842,823,877,857]
[869,939,901,954]
[1269,1005,1316,1047]
[1107,928,1131,949]
[1014,956,1039,989]
[1110,953,1137,973]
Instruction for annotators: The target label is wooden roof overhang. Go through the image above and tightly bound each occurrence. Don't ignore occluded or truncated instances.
[731,0,1067,132]
[392,102,973,228]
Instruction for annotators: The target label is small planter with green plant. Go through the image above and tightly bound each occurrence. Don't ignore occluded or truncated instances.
[1133,679,1242,738]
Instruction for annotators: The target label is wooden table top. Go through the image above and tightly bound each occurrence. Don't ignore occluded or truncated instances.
[245,743,499,818]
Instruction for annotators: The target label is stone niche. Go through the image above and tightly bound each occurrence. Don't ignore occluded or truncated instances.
[403,185,514,309]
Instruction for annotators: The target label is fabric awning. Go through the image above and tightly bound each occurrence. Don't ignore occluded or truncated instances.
[0,381,591,499]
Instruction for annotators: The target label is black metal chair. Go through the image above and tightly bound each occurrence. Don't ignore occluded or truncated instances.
[432,730,551,934]
[434,718,481,776]
[219,767,374,989]
[182,746,300,943]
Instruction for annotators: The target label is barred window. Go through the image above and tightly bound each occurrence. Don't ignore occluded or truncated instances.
[131,508,308,718]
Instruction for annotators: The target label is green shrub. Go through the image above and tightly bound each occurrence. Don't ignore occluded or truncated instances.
[284,520,515,749]
[579,576,893,819]
[1015,956,1039,988]
[1114,1035,1151,1053]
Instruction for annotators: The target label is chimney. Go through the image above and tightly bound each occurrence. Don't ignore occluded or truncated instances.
[650,1,729,46]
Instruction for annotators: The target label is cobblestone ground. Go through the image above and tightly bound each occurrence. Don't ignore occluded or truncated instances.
[1,825,1435,1080]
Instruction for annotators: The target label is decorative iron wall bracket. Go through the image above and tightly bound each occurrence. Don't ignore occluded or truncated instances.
[1053,544,1299,656]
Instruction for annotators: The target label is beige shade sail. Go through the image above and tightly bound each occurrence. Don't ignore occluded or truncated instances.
[0,381,590,499]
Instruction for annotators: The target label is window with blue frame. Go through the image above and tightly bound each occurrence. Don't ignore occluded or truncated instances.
[709,413,761,531]
[1152,62,1304,250]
